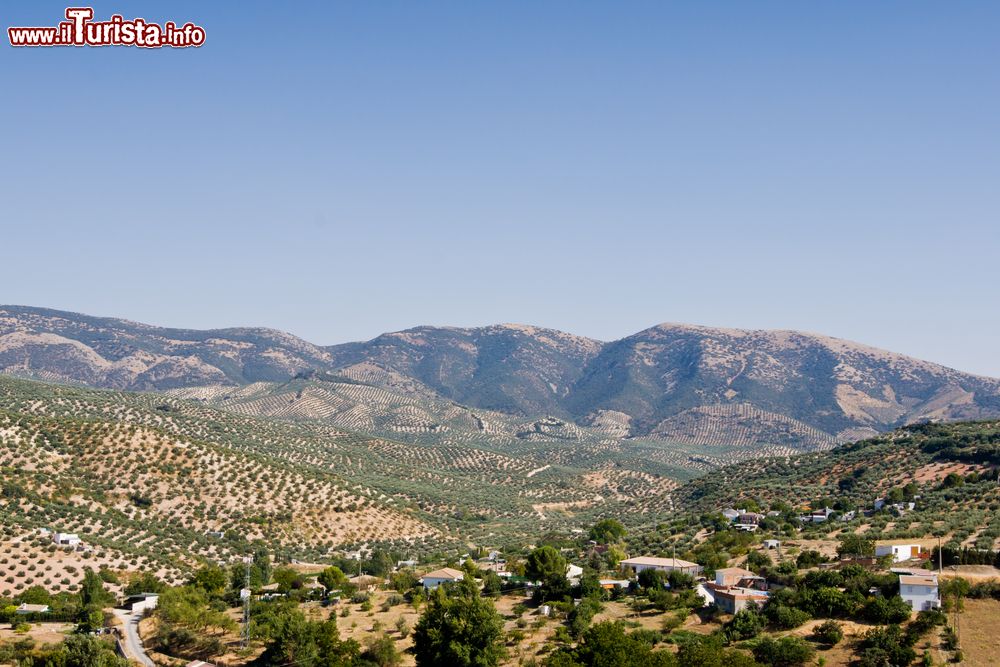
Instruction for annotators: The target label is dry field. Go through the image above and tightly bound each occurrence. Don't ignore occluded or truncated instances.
[0,621,74,645]
[956,598,1000,666]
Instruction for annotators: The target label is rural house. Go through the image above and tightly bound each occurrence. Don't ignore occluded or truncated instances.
[898,572,940,611]
[420,567,465,589]
[620,556,702,577]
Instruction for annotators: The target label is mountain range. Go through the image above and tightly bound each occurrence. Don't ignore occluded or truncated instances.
[2,304,999,449]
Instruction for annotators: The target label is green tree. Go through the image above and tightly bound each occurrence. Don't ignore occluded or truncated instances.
[360,633,402,667]
[808,619,843,646]
[837,534,875,559]
[257,609,359,667]
[58,634,129,667]
[124,572,166,596]
[412,578,506,667]
[723,606,764,642]
[272,567,304,593]
[481,571,503,598]
[752,635,815,666]
[588,519,627,545]
[190,565,228,596]
[318,566,350,596]
[545,621,676,666]
[525,546,570,602]
[81,567,113,609]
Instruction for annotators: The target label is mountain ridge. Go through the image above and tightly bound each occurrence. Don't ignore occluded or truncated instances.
[2,304,998,449]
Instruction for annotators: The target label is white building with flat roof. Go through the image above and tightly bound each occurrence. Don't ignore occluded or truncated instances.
[52,532,80,546]
[876,544,921,563]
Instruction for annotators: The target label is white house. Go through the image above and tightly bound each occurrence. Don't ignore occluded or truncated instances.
[875,544,921,563]
[565,564,584,583]
[620,556,701,577]
[52,532,81,546]
[899,573,939,611]
[721,508,741,522]
[763,539,781,550]
[806,507,834,523]
[420,567,465,590]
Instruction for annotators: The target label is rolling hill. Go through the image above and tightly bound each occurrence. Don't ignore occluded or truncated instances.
[0,373,699,593]
[2,305,999,450]
[632,419,1000,563]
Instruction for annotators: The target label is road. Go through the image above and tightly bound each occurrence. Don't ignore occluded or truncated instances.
[112,609,155,667]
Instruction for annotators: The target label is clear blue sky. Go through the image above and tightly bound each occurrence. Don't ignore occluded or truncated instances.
[2,2,998,376]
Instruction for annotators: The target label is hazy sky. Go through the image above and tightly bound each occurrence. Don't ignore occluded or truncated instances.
[2,2,998,376]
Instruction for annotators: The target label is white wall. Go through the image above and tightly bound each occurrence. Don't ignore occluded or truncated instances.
[901,585,939,611]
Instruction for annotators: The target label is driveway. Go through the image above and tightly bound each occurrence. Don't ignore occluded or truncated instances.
[112,609,155,667]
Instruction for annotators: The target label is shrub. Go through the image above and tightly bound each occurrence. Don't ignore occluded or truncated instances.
[752,635,815,666]
[809,619,843,646]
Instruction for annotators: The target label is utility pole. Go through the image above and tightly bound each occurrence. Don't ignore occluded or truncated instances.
[240,555,252,650]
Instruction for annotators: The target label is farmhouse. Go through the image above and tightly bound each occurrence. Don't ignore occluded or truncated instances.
[899,572,940,611]
[714,567,764,589]
[714,587,769,614]
[875,543,922,563]
[804,507,834,523]
[420,567,465,589]
[620,556,702,577]
[52,532,81,546]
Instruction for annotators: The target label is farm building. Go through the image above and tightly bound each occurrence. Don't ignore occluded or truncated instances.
[620,556,702,577]
[52,532,81,546]
[714,567,764,589]
[714,588,769,615]
[875,544,922,563]
[420,567,465,590]
[899,573,939,611]
[121,593,159,613]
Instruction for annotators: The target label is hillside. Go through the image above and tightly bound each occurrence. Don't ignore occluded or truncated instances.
[0,305,333,389]
[0,374,702,594]
[3,305,1000,450]
[663,419,1000,554]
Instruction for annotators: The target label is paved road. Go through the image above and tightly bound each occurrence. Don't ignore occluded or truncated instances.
[113,609,155,667]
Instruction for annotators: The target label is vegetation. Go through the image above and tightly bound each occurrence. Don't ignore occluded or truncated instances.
[412,577,506,666]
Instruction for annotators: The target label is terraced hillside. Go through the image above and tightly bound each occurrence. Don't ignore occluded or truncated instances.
[166,374,830,476]
[4,305,999,451]
[0,375,708,593]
